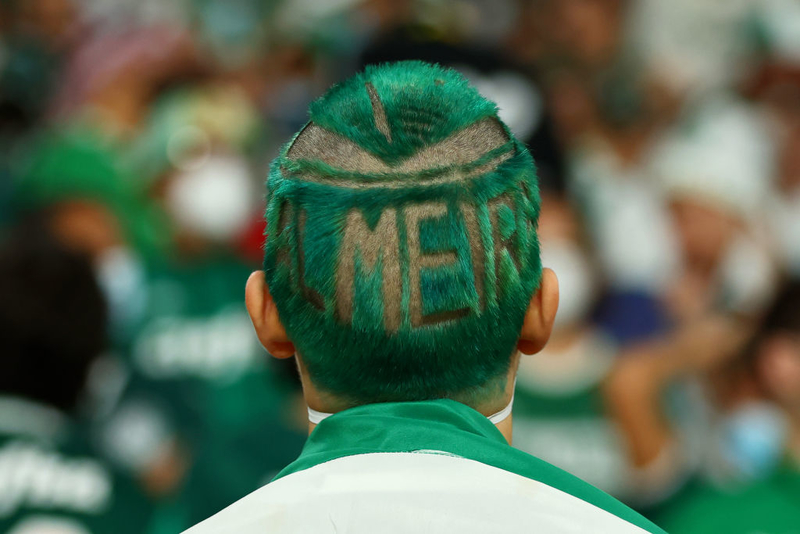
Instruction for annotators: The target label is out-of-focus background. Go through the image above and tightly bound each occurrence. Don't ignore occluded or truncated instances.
[1,0,800,532]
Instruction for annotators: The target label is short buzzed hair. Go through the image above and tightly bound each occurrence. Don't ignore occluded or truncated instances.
[263,61,542,405]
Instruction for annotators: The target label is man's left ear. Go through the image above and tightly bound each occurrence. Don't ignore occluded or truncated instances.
[245,271,295,358]
[517,267,559,355]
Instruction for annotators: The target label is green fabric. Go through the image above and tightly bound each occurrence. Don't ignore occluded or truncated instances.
[263,61,542,404]
[274,399,666,534]
[653,467,800,534]
[0,400,153,534]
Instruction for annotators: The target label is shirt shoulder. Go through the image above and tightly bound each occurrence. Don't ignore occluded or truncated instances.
[185,451,659,534]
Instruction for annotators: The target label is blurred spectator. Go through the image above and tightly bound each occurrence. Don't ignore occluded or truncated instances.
[50,25,202,126]
[652,281,800,532]
[603,98,779,510]
[0,220,153,533]
[95,83,306,528]
[626,0,756,97]
[14,124,164,261]
[749,61,800,276]
[9,36,306,529]
[545,1,682,300]
[517,0,627,74]
[0,0,79,138]
[562,67,678,346]
[653,97,777,320]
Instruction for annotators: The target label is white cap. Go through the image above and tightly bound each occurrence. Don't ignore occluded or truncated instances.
[653,98,774,220]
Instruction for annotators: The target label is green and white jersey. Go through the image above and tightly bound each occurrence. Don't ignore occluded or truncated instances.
[98,257,306,528]
[185,399,665,534]
[129,257,262,388]
[0,396,152,534]
[513,331,631,497]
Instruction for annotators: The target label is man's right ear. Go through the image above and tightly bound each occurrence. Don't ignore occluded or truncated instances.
[245,271,295,358]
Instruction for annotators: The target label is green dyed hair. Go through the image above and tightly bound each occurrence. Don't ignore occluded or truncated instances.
[263,61,542,405]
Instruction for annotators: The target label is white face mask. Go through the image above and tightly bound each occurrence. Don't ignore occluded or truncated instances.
[165,154,258,242]
[715,401,788,482]
[540,239,596,330]
[307,393,516,426]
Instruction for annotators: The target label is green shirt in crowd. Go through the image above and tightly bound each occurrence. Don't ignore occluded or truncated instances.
[98,256,305,529]
[0,396,153,534]
[513,330,631,497]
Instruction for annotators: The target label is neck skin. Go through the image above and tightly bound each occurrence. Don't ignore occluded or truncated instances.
[299,354,520,444]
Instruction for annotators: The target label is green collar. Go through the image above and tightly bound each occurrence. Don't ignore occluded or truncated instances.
[275,399,665,534]
[279,399,507,479]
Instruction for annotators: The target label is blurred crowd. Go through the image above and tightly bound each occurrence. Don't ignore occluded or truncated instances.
[1,0,800,532]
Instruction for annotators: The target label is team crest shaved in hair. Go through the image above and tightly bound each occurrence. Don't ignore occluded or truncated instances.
[263,61,542,404]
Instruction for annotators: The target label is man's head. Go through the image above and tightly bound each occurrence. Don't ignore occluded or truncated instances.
[246,61,557,412]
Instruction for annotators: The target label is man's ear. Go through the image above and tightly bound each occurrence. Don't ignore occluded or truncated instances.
[517,268,559,355]
[245,271,295,358]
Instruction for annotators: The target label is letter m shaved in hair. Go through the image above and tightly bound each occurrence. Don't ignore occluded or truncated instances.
[337,208,401,332]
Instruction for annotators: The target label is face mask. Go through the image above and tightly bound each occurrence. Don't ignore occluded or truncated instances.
[307,371,519,426]
[94,246,147,337]
[486,392,515,425]
[540,239,596,330]
[165,155,258,243]
[717,401,788,482]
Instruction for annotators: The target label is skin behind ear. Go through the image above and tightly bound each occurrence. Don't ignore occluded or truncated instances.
[245,271,296,359]
[517,267,559,356]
